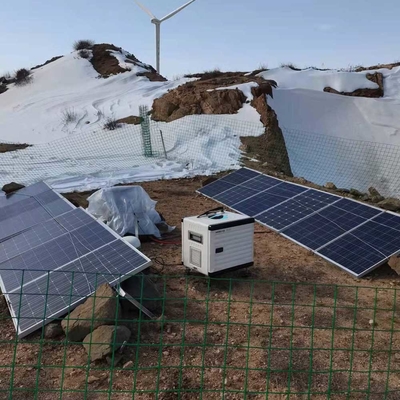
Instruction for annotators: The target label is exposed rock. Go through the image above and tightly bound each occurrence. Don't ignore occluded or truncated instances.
[368,187,381,197]
[116,115,142,125]
[44,322,64,339]
[0,143,30,154]
[388,255,400,275]
[90,44,165,81]
[61,283,120,342]
[324,72,384,98]
[349,188,364,197]
[2,182,25,194]
[152,87,246,122]
[325,182,337,190]
[83,325,131,361]
[356,62,400,72]
[378,198,400,212]
[245,88,292,176]
[370,195,385,204]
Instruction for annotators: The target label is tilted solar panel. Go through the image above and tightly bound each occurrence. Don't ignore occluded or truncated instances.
[197,168,398,278]
[0,181,152,338]
[8,240,151,336]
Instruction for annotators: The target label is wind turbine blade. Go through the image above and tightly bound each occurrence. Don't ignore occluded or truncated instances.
[160,0,196,22]
[134,0,156,19]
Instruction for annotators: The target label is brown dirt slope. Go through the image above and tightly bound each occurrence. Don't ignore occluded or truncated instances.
[324,72,384,98]
[152,72,268,122]
[90,44,166,81]
[152,72,291,175]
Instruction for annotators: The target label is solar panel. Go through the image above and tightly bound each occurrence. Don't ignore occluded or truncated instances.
[0,181,152,338]
[8,240,150,335]
[0,220,117,293]
[197,168,399,278]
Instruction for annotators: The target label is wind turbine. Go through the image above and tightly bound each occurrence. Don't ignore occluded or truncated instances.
[134,0,196,74]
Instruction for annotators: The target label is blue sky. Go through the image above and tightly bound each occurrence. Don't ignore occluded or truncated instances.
[1,0,399,78]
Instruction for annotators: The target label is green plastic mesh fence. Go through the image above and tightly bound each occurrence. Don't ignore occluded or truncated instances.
[1,272,399,399]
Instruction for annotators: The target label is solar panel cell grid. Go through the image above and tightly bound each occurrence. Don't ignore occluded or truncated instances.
[257,189,340,231]
[214,186,259,207]
[10,240,150,334]
[239,175,281,192]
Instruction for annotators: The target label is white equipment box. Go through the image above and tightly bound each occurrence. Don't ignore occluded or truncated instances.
[182,208,254,276]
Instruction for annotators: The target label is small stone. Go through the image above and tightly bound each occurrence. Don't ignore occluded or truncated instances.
[360,194,370,202]
[325,182,337,190]
[378,198,400,212]
[44,322,64,339]
[123,361,134,369]
[394,353,400,361]
[368,187,381,197]
[87,375,100,384]
[163,351,170,356]
[369,319,377,327]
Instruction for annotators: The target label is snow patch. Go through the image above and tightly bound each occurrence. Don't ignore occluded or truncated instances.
[258,67,378,92]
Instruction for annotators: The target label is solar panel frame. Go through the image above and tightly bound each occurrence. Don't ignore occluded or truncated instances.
[197,168,400,278]
[0,206,151,338]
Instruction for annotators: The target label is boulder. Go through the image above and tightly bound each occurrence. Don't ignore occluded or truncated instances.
[61,283,120,342]
[325,182,337,190]
[370,195,385,204]
[388,255,400,275]
[2,182,25,195]
[83,325,131,361]
[378,198,400,212]
[44,322,64,339]
[368,187,381,197]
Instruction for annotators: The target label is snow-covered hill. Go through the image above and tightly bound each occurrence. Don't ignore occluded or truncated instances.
[0,50,192,144]
[2,46,400,195]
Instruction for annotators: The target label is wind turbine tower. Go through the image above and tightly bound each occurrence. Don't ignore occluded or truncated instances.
[134,0,196,74]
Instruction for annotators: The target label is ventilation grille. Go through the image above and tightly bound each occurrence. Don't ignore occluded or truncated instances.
[190,247,201,268]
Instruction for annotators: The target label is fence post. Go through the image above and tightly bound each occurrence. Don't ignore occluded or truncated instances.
[139,105,153,157]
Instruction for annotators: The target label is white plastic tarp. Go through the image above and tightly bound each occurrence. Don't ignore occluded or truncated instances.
[87,186,173,238]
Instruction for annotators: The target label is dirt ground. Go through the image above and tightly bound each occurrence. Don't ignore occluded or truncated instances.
[0,176,400,399]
